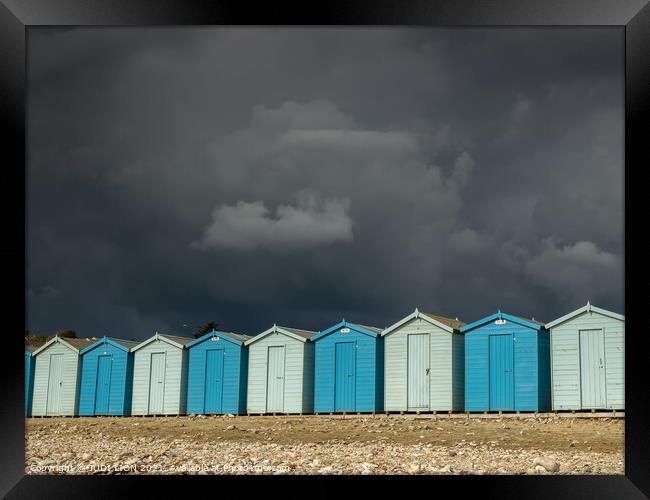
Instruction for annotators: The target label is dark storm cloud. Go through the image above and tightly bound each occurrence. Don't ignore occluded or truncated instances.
[26,27,624,340]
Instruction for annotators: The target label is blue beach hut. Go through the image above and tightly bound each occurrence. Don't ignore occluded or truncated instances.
[312,320,384,414]
[463,311,551,412]
[25,344,37,416]
[186,330,250,415]
[78,337,139,416]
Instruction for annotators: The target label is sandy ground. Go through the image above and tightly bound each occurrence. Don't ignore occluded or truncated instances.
[25,415,624,475]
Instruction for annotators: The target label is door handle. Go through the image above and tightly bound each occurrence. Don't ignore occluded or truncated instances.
[426,368,430,375]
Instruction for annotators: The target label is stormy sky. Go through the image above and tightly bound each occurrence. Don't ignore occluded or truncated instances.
[26,27,624,340]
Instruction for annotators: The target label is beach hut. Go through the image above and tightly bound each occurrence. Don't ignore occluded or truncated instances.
[245,324,316,414]
[312,320,384,414]
[463,311,551,412]
[78,337,139,416]
[31,336,96,416]
[382,308,465,413]
[25,344,37,416]
[186,330,250,415]
[546,302,624,410]
[131,333,193,416]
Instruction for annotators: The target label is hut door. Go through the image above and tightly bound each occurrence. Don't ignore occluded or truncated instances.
[46,354,64,415]
[148,352,166,414]
[204,349,224,413]
[94,355,112,415]
[266,346,285,413]
[407,334,430,410]
[579,329,606,408]
[489,334,514,410]
[334,342,356,412]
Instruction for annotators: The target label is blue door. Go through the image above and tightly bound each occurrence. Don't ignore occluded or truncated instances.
[334,342,355,411]
[204,349,224,413]
[95,355,112,415]
[489,334,514,410]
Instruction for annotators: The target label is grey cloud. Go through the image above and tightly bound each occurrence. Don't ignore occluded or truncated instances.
[193,191,354,251]
[524,238,621,305]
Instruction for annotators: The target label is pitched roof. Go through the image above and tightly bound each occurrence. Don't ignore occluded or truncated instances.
[278,326,317,339]
[157,334,195,345]
[108,338,141,349]
[349,323,383,335]
[421,313,466,331]
[382,308,465,336]
[545,302,624,329]
[244,325,317,345]
[311,321,382,341]
[460,311,544,333]
[217,331,251,343]
[59,338,98,350]
[186,330,251,348]
[512,315,545,326]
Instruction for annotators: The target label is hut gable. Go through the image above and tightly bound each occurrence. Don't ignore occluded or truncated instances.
[80,336,139,355]
[382,308,464,337]
[311,320,381,342]
[131,332,192,352]
[460,311,543,333]
[545,301,624,329]
[244,325,316,345]
[187,329,251,348]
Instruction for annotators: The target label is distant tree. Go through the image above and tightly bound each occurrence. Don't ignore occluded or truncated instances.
[194,322,219,338]
[55,329,77,338]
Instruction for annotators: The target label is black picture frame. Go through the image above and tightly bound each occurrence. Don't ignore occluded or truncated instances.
[2,0,647,497]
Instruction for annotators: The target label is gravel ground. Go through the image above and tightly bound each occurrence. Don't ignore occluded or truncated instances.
[25,415,624,475]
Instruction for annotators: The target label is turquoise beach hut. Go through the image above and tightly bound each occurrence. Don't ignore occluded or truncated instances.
[546,302,624,410]
[78,337,138,416]
[312,320,384,414]
[463,311,551,412]
[186,330,250,415]
[25,344,37,416]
